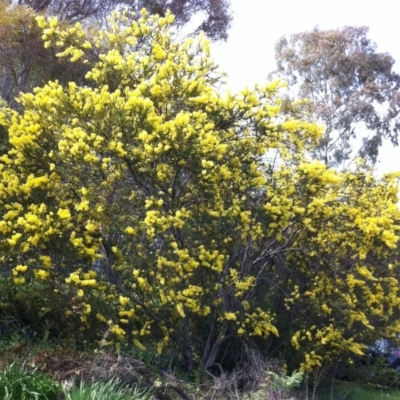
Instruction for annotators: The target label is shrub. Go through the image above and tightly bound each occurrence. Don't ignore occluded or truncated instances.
[0,277,118,348]
[1,7,400,376]
[341,355,400,389]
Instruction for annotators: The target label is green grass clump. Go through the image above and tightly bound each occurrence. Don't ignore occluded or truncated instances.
[62,378,152,400]
[0,361,60,399]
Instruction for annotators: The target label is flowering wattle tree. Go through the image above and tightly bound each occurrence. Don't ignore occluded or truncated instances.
[0,9,400,374]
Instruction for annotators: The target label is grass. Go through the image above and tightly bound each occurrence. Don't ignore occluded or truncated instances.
[3,358,400,400]
[62,378,152,400]
[0,361,153,400]
[0,361,60,400]
[315,380,400,400]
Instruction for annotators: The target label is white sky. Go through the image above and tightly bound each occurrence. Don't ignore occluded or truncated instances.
[209,0,400,175]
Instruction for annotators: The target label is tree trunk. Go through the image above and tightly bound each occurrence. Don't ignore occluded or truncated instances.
[182,315,194,372]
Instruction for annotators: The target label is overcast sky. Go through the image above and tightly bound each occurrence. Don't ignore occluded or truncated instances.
[209,0,400,175]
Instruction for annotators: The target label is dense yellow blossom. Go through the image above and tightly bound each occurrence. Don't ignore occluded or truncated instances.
[0,9,398,374]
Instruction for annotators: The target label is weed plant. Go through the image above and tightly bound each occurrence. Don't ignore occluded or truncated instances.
[250,370,303,400]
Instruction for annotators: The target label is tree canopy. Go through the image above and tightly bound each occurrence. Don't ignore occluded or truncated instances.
[8,0,232,38]
[0,11,400,376]
[0,0,231,110]
[270,26,400,168]
[0,3,94,109]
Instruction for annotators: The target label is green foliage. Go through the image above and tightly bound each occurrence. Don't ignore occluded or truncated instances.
[267,370,303,390]
[340,356,400,389]
[251,370,303,400]
[62,379,152,400]
[0,277,118,346]
[0,361,60,400]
